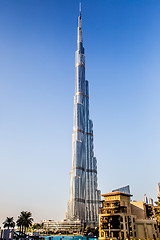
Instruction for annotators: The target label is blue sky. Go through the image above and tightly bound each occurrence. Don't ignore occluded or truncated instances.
[0,0,160,225]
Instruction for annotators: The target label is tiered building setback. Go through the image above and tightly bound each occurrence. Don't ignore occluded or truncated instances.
[67,6,101,226]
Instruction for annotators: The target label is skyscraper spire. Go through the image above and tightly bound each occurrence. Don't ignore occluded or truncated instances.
[67,4,101,226]
[79,2,81,19]
[77,2,83,50]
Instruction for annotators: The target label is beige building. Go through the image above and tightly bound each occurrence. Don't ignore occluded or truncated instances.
[131,201,159,238]
[99,191,160,239]
[131,201,147,219]
[41,219,81,233]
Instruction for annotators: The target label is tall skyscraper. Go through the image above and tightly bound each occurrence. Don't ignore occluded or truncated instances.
[67,6,101,226]
[144,194,148,204]
[157,182,160,196]
[112,185,130,195]
[148,197,153,205]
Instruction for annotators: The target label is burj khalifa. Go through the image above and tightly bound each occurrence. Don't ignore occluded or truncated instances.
[67,6,101,226]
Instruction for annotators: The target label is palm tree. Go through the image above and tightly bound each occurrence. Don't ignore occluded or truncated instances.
[32,223,42,230]
[16,211,33,233]
[16,216,24,232]
[3,217,15,229]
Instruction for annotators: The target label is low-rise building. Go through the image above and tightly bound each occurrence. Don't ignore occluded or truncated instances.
[99,191,160,239]
[41,219,81,233]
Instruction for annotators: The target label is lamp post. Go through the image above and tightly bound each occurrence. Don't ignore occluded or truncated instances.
[108,223,111,238]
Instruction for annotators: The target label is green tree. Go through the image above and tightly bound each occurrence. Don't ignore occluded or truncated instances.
[32,223,42,230]
[154,195,160,229]
[16,211,33,233]
[16,216,23,232]
[92,227,99,237]
[3,217,15,229]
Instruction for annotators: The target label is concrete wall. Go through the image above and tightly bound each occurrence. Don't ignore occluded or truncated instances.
[131,201,146,219]
[135,219,160,239]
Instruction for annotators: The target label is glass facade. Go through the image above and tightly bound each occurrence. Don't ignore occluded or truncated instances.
[112,185,130,195]
[67,9,101,225]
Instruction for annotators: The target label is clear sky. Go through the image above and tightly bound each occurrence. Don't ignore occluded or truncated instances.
[0,0,160,226]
